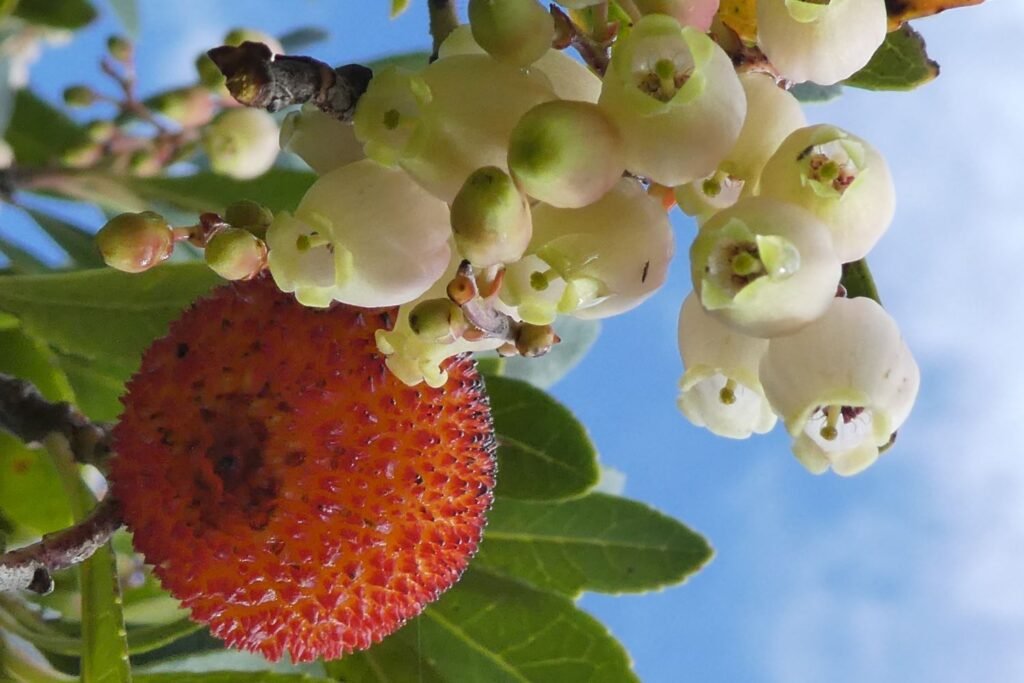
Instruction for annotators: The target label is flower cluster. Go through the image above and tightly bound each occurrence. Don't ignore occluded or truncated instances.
[97,0,919,475]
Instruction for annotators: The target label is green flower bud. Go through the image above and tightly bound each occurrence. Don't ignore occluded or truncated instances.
[63,85,96,107]
[515,323,559,358]
[468,0,554,68]
[61,142,101,169]
[224,200,274,238]
[408,298,466,342]
[84,120,116,143]
[451,166,532,268]
[195,53,225,90]
[147,86,215,128]
[508,100,624,208]
[205,227,268,281]
[96,212,175,274]
[203,108,279,180]
[128,148,162,177]
[106,35,132,62]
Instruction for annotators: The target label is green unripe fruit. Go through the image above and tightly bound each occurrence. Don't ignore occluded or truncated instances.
[205,227,268,281]
[106,35,132,62]
[224,200,274,238]
[85,120,116,143]
[508,100,624,208]
[203,108,279,180]
[468,0,554,67]
[96,212,175,274]
[147,86,215,128]
[450,166,532,268]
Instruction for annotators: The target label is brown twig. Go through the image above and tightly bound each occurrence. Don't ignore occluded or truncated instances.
[428,0,460,61]
[206,41,372,122]
[0,497,122,594]
[551,5,612,76]
[0,374,111,470]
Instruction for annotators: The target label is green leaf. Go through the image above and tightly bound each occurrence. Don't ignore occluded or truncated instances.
[13,0,97,29]
[0,630,77,682]
[486,376,599,501]
[840,258,881,304]
[125,620,203,656]
[0,433,72,536]
[6,90,88,166]
[382,569,638,683]
[138,649,326,676]
[789,82,843,103]
[24,208,106,269]
[55,352,125,422]
[475,493,712,596]
[277,27,328,53]
[325,634,446,682]
[134,674,333,683]
[129,170,316,215]
[366,51,430,73]
[0,264,222,372]
[845,24,939,91]
[108,0,139,36]
[0,234,49,275]
[0,326,75,535]
[498,318,599,389]
[389,0,411,18]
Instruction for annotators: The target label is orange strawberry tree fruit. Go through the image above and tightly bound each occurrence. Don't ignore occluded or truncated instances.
[0,0,986,680]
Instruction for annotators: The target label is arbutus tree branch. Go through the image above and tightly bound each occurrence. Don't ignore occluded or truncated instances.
[206,41,372,122]
[0,373,111,470]
[0,496,122,594]
[428,0,460,61]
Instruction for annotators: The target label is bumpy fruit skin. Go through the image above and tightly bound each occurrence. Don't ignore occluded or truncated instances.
[110,276,496,663]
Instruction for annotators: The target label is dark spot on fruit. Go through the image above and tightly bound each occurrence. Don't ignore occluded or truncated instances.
[177,343,190,358]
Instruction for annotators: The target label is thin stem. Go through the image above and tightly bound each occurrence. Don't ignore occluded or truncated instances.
[0,495,122,594]
[428,0,459,61]
[615,0,643,23]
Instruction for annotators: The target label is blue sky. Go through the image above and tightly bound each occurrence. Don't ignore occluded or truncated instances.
[5,1,1023,681]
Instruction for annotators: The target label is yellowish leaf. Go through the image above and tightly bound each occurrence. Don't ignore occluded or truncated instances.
[390,0,411,19]
[886,0,985,29]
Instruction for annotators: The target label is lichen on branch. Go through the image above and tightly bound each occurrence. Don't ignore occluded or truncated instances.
[206,41,372,122]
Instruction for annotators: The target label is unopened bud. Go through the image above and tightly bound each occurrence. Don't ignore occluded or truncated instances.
[84,120,116,143]
[96,212,175,273]
[224,200,274,238]
[61,142,101,168]
[147,86,215,128]
[63,85,96,107]
[451,166,532,268]
[128,148,162,177]
[205,227,268,281]
[408,298,466,343]
[508,100,624,208]
[106,35,133,62]
[468,0,555,68]
[515,323,559,358]
[195,53,224,90]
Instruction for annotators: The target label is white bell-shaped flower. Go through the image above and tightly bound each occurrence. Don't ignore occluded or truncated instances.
[439,24,602,103]
[677,293,777,439]
[675,72,806,224]
[354,57,555,202]
[598,14,745,186]
[267,159,451,308]
[757,0,887,86]
[690,197,841,337]
[635,0,721,31]
[279,104,365,175]
[759,124,895,263]
[502,178,674,323]
[203,108,279,180]
[759,296,920,476]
